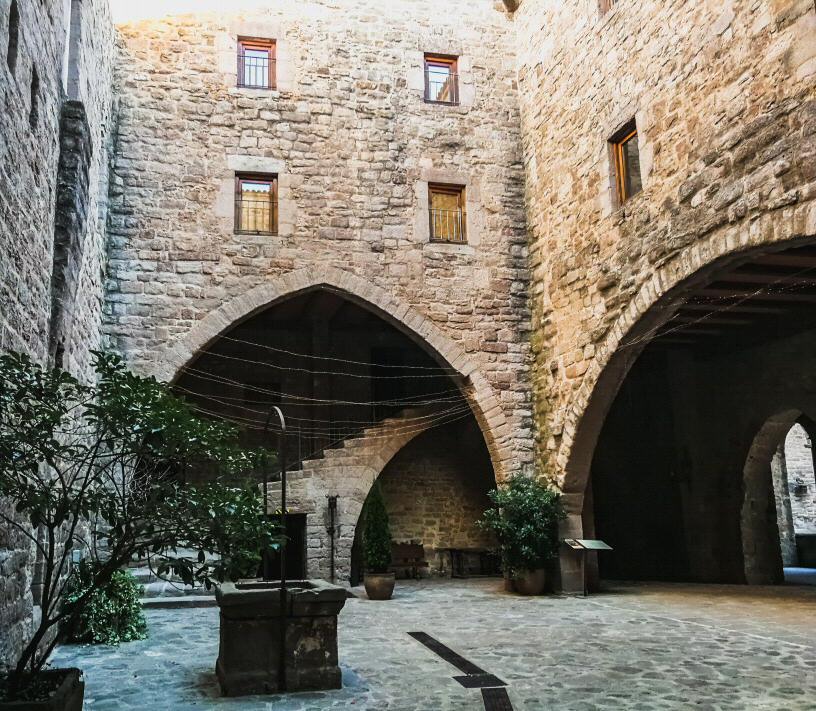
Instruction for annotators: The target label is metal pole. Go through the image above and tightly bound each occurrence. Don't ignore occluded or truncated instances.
[264,406,287,692]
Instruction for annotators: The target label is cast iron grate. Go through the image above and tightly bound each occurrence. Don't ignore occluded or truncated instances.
[482,687,514,711]
[453,673,507,689]
[408,631,486,675]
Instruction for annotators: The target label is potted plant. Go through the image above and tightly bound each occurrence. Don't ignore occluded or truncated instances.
[0,351,278,709]
[361,482,395,600]
[479,474,565,595]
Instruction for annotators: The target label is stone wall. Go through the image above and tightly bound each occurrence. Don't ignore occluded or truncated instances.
[513,0,816,500]
[379,421,495,573]
[784,424,816,534]
[105,0,534,480]
[0,0,115,671]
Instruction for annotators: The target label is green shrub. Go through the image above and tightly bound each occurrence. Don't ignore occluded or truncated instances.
[63,561,147,645]
[362,482,392,574]
[478,474,566,577]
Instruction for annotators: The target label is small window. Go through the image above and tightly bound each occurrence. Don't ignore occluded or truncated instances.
[29,68,39,129]
[424,55,459,105]
[237,37,275,89]
[7,0,19,72]
[610,120,642,205]
[235,173,278,234]
[599,0,619,13]
[428,184,466,243]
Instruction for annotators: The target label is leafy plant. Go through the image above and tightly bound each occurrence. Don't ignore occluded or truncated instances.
[362,482,392,574]
[0,351,280,699]
[63,561,147,645]
[478,474,565,578]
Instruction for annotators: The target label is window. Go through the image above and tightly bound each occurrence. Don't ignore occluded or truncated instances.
[599,0,620,13]
[237,37,275,89]
[424,55,459,105]
[610,120,642,205]
[7,0,19,72]
[29,68,39,129]
[235,174,278,234]
[428,184,466,243]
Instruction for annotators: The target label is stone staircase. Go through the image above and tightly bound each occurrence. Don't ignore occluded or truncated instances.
[129,555,216,609]
[265,402,464,581]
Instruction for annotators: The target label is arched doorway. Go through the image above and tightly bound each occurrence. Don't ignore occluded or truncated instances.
[572,239,816,586]
[169,282,501,582]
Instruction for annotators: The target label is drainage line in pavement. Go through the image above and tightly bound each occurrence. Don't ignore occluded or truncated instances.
[408,632,513,711]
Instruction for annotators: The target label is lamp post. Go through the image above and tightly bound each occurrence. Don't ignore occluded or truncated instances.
[263,405,287,692]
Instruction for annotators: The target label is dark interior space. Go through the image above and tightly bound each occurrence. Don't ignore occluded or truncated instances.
[591,243,816,584]
[173,287,464,478]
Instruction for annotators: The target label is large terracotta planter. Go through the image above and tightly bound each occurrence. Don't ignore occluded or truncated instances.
[215,579,347,696]
[0,668,84,711]
[512,568,547,596]
[363,572,395,600]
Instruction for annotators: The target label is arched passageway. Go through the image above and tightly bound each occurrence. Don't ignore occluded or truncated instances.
[573,239,816,587]
[171,284,499,582]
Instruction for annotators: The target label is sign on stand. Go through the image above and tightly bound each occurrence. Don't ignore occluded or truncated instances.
[564,539,613,597]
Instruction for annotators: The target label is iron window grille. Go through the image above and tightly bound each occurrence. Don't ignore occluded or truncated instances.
[424,55,459,105]
[235,174,278,235]
[610,120,642,205]
[428,184,467,243]
[237,38,276,89]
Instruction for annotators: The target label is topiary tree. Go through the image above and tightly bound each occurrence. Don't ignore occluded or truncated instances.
[478,474,565,578]
[362,482,392,574]
[0,350,279,701]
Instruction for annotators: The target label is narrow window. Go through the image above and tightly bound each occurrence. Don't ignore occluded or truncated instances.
[235,173,278,234]
[29,68,39,129]
[424,54,459,105]
[610,120,642,205]
[599,0,619,14]
[237,37,275,89]
[7,0,19,72]
[428,184,466,243]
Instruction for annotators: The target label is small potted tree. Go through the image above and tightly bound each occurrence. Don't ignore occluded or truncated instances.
[362,482,395,600]
[0,351,277,710]
[479,474,565,595]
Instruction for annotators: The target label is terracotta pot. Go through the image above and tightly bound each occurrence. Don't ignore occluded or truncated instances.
[0,668,84,711]
[512,568,547,596]
[363,572,395,600]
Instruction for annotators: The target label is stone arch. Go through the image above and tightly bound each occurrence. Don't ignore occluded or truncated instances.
[152,265,511,481]
[560,226,816,507]
[741,409,804,585]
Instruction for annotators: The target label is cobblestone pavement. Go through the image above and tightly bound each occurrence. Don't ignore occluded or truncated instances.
[52,579,816,711]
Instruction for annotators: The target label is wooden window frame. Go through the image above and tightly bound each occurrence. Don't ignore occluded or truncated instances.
[423,54,459,105]
[428,183,467,243]
[237,37,276,90]
[610,120,641,205]
[234,172,278,235]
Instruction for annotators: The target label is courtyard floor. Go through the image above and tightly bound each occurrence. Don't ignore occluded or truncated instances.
[52,579,816,711]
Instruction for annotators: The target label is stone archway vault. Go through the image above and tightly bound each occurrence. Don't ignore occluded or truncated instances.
[150,265,513,482]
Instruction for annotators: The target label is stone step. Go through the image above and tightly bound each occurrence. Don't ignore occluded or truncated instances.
[141,596,216,609]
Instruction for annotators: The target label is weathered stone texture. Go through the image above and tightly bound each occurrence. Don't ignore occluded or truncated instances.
[105,0,534,479]
[514,0,816,490]
[379,423,495,571]
[0,0,115,671]
[784,423,816,535]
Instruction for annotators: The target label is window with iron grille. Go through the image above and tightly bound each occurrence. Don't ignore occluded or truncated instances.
[428,184,466,243]
[424,55,459,105]
[610,120,642,205]
[237,37,276,89]
[235,174,278,235]
[599,0,620,14]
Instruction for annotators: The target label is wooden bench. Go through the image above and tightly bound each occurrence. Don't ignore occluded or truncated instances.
[390,542,429,579]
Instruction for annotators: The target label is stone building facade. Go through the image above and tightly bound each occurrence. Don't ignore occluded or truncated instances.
[0,0,116,671]
[1,0,816,669]
[513,0,816,588]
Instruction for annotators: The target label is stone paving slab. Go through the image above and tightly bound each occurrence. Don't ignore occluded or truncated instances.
[52,579,816,710]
